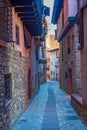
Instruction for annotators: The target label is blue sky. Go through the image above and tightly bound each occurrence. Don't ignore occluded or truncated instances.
[44,0,56,35]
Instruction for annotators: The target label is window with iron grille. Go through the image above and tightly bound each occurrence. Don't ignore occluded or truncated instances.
[16,24,20,45]
[4,73,12,103]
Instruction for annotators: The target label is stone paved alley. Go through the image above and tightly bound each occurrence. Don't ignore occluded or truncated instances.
[11,82,87,130]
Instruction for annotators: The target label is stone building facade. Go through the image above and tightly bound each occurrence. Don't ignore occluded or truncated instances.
[52,0,82,95]
[46,35,59,81]
[71,0,87,124]
[80,1,87,106]
[59,24,82,95]
[52,0,87,124]
[49,48,60,81]
[0,42,30,129]
[0,2,30,129]
[0,0,46,129]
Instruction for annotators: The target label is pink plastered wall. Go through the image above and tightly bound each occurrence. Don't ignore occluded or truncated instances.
[12,7,30,58]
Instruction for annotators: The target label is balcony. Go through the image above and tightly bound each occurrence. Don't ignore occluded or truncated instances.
[58,17,76,41]
[57,0,77,41]
[52,0,63,24]
[10,0,43,36]
[52,0,78,41]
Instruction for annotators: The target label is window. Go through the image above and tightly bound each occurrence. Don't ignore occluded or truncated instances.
[56,51,57,57]
[36,48,39,61]
[68,48,70,54]
[65,71,68,78]
[72,34,74,48]
[47,58,50,62]
[42,48,45,58]
[56,73,58,80]
[16,24,19,45]
[35,73,39,88]
[62,43,63,61]
[24,26,31,48]
[4,73,12,103]
[47,67,49,71]
[29,49,31,58]
[56,50,59,57]
[68,36,71,54]
[48,75,50,80]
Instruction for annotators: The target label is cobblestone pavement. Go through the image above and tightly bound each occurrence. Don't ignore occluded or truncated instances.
[11,81,87,130]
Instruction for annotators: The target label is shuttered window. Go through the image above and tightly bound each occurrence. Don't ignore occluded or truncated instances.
[24,26,31,48]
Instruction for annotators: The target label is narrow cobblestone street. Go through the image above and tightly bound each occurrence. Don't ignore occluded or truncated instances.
[11,82,87,130]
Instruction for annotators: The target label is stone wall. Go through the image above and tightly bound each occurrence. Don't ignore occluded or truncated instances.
[59,24,82,95]
[0,44,10,130]
[71,96,87,125]
[0,42,29,130]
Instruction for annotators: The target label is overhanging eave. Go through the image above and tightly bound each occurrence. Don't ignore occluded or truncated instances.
[10,0,42,36]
